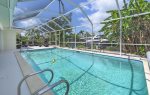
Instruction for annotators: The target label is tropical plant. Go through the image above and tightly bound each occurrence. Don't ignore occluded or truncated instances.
[100,0,150,56]
[16,33,28,46]
[78,30,85,37]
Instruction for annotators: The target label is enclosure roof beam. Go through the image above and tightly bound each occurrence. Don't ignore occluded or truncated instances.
[51,20,64,30]
[14,9,42,20]
[101,12,150,23]
[50,25,87,32]
[61,14,71,24]
[36,0,56,17]
[40,26,50,32]
[35,28,44,34]
[45,24,55,31]
[36,27,45,33]
[27,0,94,31]
[64,0,94,50]
[64,0,93,28]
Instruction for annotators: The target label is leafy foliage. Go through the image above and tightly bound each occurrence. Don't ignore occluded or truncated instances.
[100,0,150,56]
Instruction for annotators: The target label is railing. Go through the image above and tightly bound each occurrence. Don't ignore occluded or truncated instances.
[17,69,54,95]
[37,79,70,95]
[18,69,70,95]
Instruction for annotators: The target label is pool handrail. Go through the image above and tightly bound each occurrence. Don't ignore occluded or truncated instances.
[37,79,70,95]
[17,69,54,95]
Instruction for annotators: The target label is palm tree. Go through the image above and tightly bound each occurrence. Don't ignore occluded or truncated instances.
[78,30,85,37]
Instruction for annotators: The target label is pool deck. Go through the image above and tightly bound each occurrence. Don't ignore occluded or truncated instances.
[0,50,30,95]
[0,46,150,95]
[15,51,53,95]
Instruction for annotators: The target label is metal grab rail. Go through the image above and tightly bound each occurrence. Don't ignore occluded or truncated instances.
[38,79,70,95]
[17,69,54,95]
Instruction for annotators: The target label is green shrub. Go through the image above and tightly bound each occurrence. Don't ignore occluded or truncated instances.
[77,44,85,49]
[105,46,119,51]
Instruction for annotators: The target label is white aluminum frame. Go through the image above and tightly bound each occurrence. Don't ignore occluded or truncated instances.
[101,12,150,23]
[20,0,150,56]
[26,0,94,30]
[36,0,56,17]
[115,0,122,55]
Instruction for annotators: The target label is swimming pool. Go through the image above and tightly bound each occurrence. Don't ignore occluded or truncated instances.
[21,48,148,95]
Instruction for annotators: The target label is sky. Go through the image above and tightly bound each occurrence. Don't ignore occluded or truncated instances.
[14,0,150,34]
[72,0,124,33]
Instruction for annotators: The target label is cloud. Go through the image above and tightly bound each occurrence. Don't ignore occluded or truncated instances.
[78,0,124,33]
[14,18,42,29]
[74,2,90,14]
[74,9,82,14]
[90,0,123,12]
[21,31,26,36]
[79,11,110,32]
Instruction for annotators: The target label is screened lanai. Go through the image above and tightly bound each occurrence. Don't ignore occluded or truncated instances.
[0,0,150,95]
[14,0,96,51]
[13,0,150,56]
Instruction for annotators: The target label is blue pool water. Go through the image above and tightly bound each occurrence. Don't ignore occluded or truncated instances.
[21,48,148,95]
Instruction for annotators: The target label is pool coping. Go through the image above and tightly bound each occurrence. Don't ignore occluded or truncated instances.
[18,47,150,94]
[14,51,53,95]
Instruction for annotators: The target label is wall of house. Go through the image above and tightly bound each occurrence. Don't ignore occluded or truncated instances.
[0,30,3,51]
[0,0,17,52]
[0,29,16,52]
